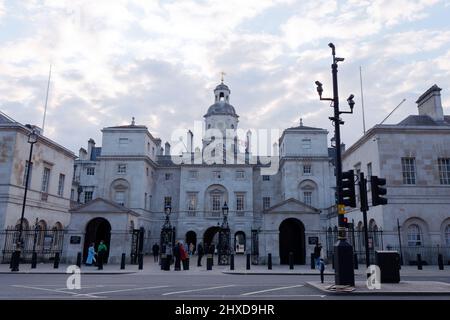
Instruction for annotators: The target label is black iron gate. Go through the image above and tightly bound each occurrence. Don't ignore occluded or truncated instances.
[130,228,144,264]
[1,227,65,263]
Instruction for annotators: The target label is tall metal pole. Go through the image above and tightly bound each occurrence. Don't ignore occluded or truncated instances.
[397,218,404,265]
[11,139,35,272]
[41,64,52,135]
[359,66,366,134]
[359,172,370,269]
[330,44,355,286]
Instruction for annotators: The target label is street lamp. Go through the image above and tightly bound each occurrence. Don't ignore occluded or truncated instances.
[315,43,355,286]
[218,202,231,265]
[160,204,174,270]
[11,128,38,272]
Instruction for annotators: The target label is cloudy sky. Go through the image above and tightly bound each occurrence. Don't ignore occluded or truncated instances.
[1,0,450,154]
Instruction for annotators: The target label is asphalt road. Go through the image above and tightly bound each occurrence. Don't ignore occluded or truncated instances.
[0,273,449,300]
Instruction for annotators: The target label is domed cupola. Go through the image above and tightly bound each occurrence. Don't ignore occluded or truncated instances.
[204,81,238,118]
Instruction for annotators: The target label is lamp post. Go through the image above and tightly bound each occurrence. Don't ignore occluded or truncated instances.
[11,128,38,272]
[160,204,174,265]
[218,202,231,265]
[315,43,355,286]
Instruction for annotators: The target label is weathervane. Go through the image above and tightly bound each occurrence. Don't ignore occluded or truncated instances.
[220,71,226,83]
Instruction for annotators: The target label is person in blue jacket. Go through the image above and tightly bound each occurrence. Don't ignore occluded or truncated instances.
[86,243,96,266]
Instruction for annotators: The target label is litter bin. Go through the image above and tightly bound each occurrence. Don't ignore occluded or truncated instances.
[375,250,400,283]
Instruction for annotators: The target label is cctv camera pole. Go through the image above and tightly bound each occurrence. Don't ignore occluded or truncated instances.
[329,43,355,286]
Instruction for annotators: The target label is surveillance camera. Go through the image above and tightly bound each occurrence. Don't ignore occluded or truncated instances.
[328,43,335,49]
[347,94,354,101]
[315,81,322,86]
[336,57,345,62]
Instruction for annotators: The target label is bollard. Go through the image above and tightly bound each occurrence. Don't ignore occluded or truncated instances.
[138,253,143,270]
[207,254,213,270]
[310,253,315,269]
[354,253,358,270]
[31,252,37,269]
[331,253,335,269]
[97,251,104,270]
[438,254,444,270]
[268,253,272,270]
[160,254,166,270]
[246,254,251,270]
[53,252,60,269]
[417,254,422,270]
[76,252,82,268]
[289,252,294,270]
[230,254,234,270]
[186,258,190,271]
[120,253,126,270]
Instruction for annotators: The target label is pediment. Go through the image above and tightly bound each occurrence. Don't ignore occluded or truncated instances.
[265,198,320,214]
[70,198,139,216]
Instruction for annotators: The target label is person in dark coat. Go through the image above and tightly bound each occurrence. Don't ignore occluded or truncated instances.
[152,243,160,262]
[197,242,204,267]
[173,241,181,271]
[319,258,325,283]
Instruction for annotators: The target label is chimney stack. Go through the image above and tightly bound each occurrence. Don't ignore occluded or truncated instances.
[187,130,193,153]
[87,138,95,160]
[416,84,444,122]
[164,142,171,156]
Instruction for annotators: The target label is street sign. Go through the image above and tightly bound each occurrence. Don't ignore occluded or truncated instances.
[308,236,319,245]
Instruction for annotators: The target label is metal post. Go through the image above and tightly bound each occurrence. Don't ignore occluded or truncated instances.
[360,173,370,269]
[76,252,82,268]
[246,253,251,270]
[53,252,60,269]
[438,254,444,270]
[397,219,404,265]
[207,254,213,270]
[31,252,37,269]
[230,254,234,270]
[289,252,294,270]
[121,253,126,270]
[354,253,358,270]
[268,253,272,270]
[138,253,143,270]
[417,254,422,270]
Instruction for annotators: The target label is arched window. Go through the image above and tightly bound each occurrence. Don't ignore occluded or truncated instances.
[110,179,130,207]
[445,225,450,246]
[52,222,63,247]
[407,224,422,247]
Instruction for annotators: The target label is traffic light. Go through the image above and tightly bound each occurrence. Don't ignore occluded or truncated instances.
[341,170,356,207]
[343,217,349,228]
[371,176,388,206]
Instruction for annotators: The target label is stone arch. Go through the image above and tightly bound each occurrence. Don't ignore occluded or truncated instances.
[52,222,64,247]
[440,218,450,246]
[234,231,246,254]
[298,179,318,207]
[83,217,112,263]
[403,217,429,247]
[110,178,130,207]
[279,218,306,264]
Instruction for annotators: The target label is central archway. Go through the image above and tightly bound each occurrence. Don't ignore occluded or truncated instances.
[185,231,197,252]
[279,218,305,264]
[203,226,221,252]
[83,217,111,263]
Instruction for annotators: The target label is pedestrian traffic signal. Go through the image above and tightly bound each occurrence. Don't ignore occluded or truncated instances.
[341,170,356,207]
[343,217,349,228]
[371,176,388,206]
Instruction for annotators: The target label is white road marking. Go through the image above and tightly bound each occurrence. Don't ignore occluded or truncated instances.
[11,285,102,298]
[240,284,304,296]
[162,285,236,296]
[74,285,170,297]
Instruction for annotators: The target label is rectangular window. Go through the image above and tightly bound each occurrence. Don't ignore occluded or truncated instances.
[41,167,51,192]
[401,157,416,185]
[164,196,172,208]
[438,158,450,185]
[212,171,222,179]
[212,194,221,211]
[119,138,128,146]
[303,164,312,175]
[235,170,245,179]
[165,173,173,180]
[57,174,65,196]
[85,191,93,203]
[236,194,245,211]
[145,192,148,210]
[23,161,33,187]
[115,191,124,206]
[146,167,149,176]
[262,175,270,181]
[263,197,271,210]
[188,193,197,211]
[117,164,126,174]
[302,138,312,149]
[303,191,312,206]
[86,167,95,175]
[189,170,198,179]
[367,162,372,191]
[70,189,75,201]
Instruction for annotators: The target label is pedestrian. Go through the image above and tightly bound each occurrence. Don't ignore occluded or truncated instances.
[189,242,195,256]
[319,258,325,283]
[173,241,181,271]
[314,242,322,268]
[97,240,107,270]
[197,242,204,267]
[152,242,160,262]
[85,243,96,266]
[180,242,188,270]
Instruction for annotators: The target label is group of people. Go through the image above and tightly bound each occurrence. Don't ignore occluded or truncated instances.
[85,240,108,267]
[151,241,218,270]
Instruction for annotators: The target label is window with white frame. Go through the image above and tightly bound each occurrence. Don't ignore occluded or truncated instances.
[188,193,197,211]
[235,170,245,179]
[407,224,422,246]
[85,191,93,203]
[438,158,450,185]
[41,167,51,192]
[189,170,198,179]
[86,167,95,175]
[236,194,245,211]
[117,164,127,174]
[303,164,312,175]
[303,191,312,206]
[402,157,416,184]
[57,174,65,196]
[23,161,33,187]
[262,175,270,181]
[211,194,221,211]
[263,197,271,210]
[115,191,125,206]
[445,225,450,246]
